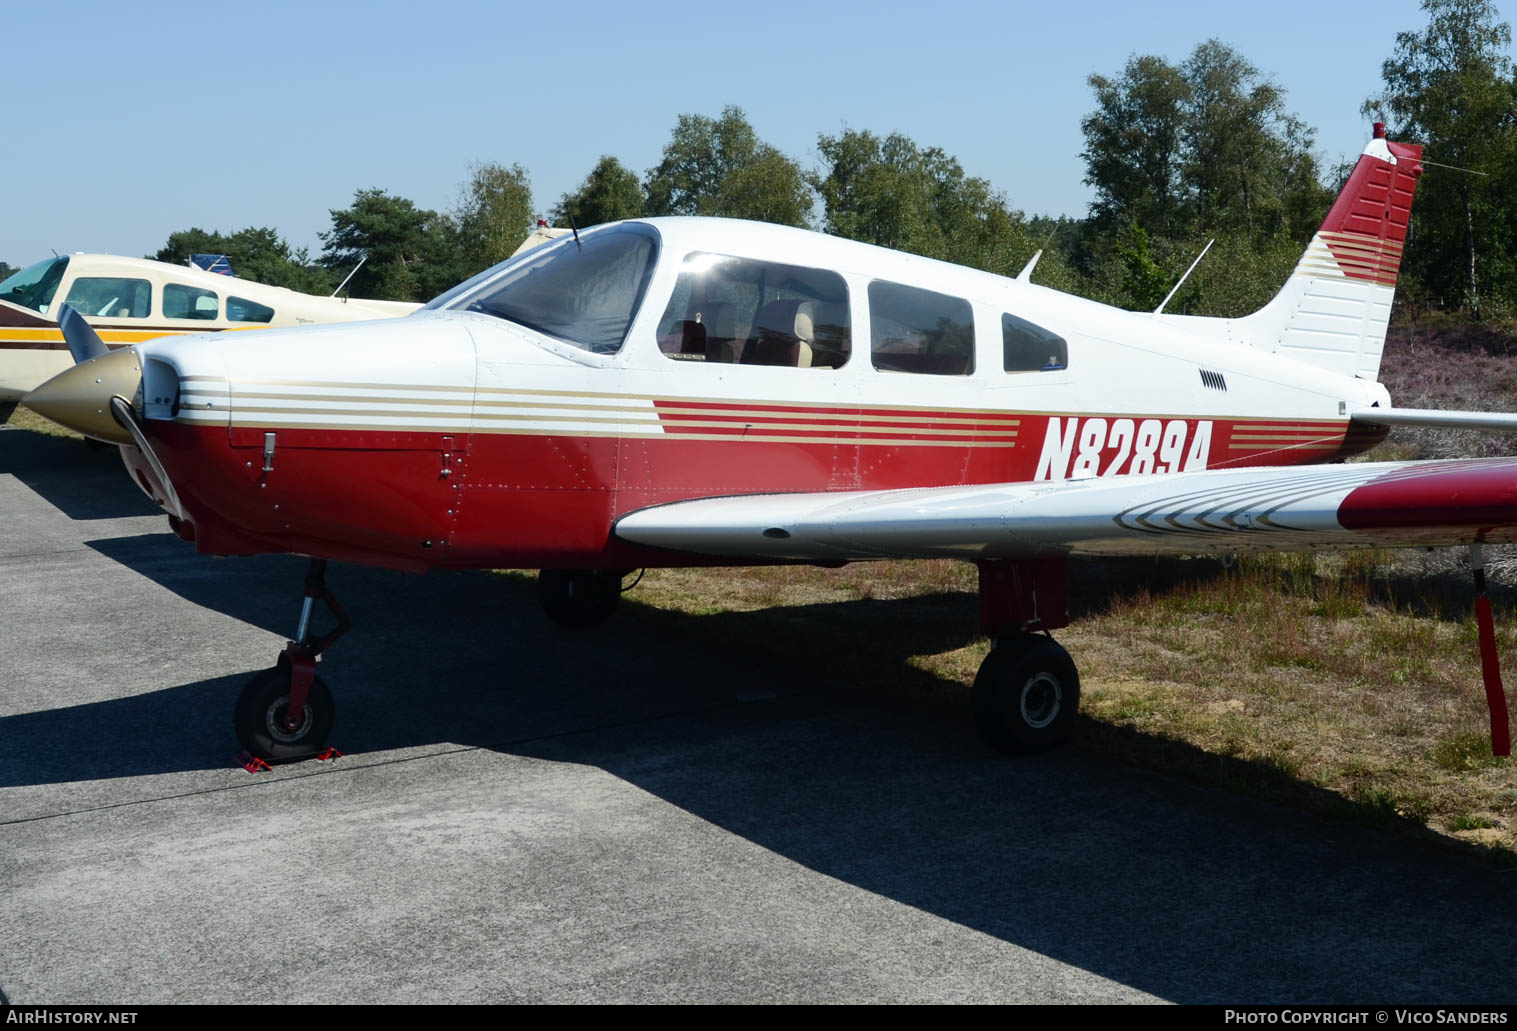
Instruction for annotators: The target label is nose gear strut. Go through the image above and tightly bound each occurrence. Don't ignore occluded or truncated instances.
[232,558,350,763]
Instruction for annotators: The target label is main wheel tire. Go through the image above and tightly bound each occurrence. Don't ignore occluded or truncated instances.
[234,667,335,761]
[972,634,1080,755]
[537,569,623,628]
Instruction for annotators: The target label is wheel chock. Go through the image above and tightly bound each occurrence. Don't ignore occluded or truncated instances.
[234,750,273,773]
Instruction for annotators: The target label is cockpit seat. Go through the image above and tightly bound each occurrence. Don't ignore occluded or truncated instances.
[740,299,815,368]
[700,302,739,364]
[660,319,707,359]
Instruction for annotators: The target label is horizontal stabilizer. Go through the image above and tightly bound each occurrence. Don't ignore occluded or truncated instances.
[1351,407,1517,431]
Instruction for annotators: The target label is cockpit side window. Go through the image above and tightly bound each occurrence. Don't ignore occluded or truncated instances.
[0,256,69,314]
[1002,313,1068,372]
[63,277,152,319]
[164,284,219,320]
[442,224,659,355]
[228,296,275,323]
[869,281,974,376]
[656,253,850,369]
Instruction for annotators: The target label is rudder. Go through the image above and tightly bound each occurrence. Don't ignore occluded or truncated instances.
[1239,124,1424,381]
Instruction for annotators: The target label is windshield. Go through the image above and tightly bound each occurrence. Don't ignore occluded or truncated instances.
[0,256,69,314]
[438,224,659,354]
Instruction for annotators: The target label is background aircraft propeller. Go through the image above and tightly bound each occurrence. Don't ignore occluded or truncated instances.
[57,303,108,364]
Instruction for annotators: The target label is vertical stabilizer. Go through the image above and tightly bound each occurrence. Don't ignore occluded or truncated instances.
[1238,125,1424,380]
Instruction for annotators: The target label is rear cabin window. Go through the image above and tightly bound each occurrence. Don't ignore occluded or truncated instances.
[63,277,151,319]
[869,281,974,376]
[1002,313,1068,372]
[657,253,850,369]
[164,284,219,320]
[228,296,275,323]
[449,224,658,355]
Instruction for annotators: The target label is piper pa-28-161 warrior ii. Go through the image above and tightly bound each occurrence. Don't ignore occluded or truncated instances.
[23,124,1517,763]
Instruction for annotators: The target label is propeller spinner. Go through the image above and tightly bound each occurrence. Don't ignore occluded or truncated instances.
[20,305,142,444]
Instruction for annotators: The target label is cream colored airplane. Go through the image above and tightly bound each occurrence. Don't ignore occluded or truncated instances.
[0,253,420,407]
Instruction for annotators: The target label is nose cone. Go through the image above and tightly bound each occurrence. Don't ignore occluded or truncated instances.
[21,347,142,444]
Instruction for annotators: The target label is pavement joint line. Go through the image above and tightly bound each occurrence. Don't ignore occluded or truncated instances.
[0,690,822,828]
[0,547,97,561]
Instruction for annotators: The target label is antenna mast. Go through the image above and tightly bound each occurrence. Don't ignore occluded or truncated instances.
[1153,239,1214,316]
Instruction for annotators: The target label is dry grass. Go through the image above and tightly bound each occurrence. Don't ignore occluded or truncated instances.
[610,552,1517,864]
[6,404,80,439]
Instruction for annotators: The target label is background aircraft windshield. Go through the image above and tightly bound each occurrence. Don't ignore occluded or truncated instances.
[0,256,69,314]
[447,225,659,354]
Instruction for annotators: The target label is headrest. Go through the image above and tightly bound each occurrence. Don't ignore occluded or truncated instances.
[755,299,815,342]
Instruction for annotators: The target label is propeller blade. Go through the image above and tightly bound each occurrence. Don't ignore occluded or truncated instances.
[58,303,108,364]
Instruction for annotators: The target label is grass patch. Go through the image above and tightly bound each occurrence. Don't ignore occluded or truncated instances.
[6,405,80,439]
[595,549,1517,864]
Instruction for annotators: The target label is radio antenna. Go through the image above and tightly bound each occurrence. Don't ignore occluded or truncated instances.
[331,253,368,297]
[1153,238,1214,316]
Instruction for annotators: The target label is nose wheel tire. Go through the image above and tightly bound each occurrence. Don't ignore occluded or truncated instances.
[234,667,335,761]
[972,634,1080,754]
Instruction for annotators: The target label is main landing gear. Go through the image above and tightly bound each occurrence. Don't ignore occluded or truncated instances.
[234,558,349,762]
[971,558,1080,754]
[537,568,633,628]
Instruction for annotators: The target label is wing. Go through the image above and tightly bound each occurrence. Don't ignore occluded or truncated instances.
[614,457,1517,562]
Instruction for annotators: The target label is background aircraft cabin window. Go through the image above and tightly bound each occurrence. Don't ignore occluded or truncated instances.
[452,224,658,354]
[868,281,974,375]
[164,284,219,320]
[0,256,68,314]
[1002,312,1068,372]
[657,253,851,368]
[228,296,275,323]
[62,277,151,319]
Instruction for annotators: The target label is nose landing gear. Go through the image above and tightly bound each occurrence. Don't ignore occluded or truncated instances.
[233,558,349,762]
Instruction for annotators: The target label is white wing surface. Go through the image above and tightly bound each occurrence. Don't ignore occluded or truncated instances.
[614,458,1517,562]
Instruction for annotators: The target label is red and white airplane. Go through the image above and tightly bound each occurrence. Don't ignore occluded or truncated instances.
[23,125,1517,763]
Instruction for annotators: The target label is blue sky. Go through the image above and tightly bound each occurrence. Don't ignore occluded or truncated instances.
[1,0,1491,266]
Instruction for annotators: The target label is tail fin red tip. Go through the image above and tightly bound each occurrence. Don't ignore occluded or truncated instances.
[1315,130,1425,287]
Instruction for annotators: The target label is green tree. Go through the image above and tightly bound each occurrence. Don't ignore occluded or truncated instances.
[0,262,17,282]
[551,156,644,228]
[645,105,812,226]
[1082,55,1191,234]
[321,189,463,301]
[1082,43,1329,243]
[454,162,534,276]
[1113,223,1173,311]
[1183,40,1332,239]
[152,226,333,293]
[1366,0,1517,315]
[813,128,1076,287]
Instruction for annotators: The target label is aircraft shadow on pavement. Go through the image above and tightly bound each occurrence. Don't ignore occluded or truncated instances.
[7,536,1517,1002]
[0,429,160,521]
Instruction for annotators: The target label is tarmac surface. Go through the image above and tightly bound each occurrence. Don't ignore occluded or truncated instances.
[3,424,1516,1005]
